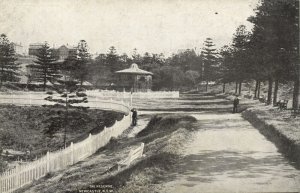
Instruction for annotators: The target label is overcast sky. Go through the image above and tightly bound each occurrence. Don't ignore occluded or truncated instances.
[0,0,259,56]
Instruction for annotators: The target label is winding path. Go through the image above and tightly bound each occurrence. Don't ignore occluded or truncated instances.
[137,93,300,192]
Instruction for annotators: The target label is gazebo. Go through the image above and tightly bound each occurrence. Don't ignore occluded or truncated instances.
[115,63,153,92]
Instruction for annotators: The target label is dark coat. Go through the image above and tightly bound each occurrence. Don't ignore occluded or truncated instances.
[131,109,137,118]
[233,98,239,106]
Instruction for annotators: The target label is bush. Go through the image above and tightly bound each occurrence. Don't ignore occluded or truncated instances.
[76,92,87,97]
[46,91,54,95]
[0,157,7,173]
[137,114,196,138]
[3,83,21,91]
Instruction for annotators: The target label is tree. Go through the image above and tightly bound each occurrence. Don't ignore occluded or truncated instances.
[185,70,200,89]
[168,49,200,72]
[202,38,219,91]
[29,42,60,91]
[219,45,235,93]
[132,48,142,65]
[152,53,165,67]
[248,0,298,105]
[231,25,251,95]
[0,34,20,87]
[64,40,91,86]
[152,65,185,91]
[119,53,131,68]
[106,46,120,72]
[44,77,88,147]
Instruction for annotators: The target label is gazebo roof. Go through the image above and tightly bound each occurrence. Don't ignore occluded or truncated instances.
[115,63,153,75]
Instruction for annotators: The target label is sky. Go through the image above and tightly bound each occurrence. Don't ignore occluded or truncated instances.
[0,0,259,56]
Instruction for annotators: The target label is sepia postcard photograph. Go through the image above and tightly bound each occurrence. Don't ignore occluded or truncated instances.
[0,0,299,192]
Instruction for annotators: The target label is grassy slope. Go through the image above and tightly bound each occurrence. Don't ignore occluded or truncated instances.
[0,105,124,160]
[92,114,197,193]
[243,106,300,144]
[18,114,197,193]
[242,106,300,166]
[201,82,294,105]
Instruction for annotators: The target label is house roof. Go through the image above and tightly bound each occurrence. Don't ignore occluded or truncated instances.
[29,43,44,49]
[115,63,153,75]
[59,45,77,50]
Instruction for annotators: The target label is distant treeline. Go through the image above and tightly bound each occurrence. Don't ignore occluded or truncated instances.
[0,0,299,108]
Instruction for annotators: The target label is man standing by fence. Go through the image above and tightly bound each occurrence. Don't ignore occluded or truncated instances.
[233,96,239,113]
[131,108,137,126]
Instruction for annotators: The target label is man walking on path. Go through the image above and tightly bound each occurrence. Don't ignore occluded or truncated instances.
[233,96,239,113]
[131,108,137,126]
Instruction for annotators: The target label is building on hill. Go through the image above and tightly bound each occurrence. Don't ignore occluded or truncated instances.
[115,63,153,92]
[11,42,25,55]
[28,43,44,56]
[51,45,77,61]
[29,43,77,60]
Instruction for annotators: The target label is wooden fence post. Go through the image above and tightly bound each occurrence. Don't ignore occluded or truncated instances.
[71,142,74,165]
[89,133,92,154]
[140,143,144,157]
[15,164,20,189]
[46,151,50,173]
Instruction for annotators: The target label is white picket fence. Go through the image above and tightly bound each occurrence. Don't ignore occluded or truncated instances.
[0,113,131,193]
[118,143,144,169]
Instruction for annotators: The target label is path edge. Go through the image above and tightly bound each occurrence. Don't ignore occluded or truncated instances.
[242,109,300,168]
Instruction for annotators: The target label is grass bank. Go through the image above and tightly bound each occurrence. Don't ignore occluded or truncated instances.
[242,106,300,168]
[95,114,197,193]
[0,105,124,162]
[18,114,197,193]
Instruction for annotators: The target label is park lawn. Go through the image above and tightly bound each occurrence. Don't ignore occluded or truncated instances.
[0,104,124,161]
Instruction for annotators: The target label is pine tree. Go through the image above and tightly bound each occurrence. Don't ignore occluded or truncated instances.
[29,42,60,91]
[202,38,218,91]
[63,40,91,86]
[248,0,298,106]
[231,25,251,95]
[45,41,89,146]
[106,46,119,72]
[75,40,90,86]
[0,34,20,87]
[44,77,88,147]
[132,48,142,65]
[219,45,235,93]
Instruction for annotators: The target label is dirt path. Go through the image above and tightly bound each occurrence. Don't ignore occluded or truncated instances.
[162,113,300,192]
[137,94,300,192]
